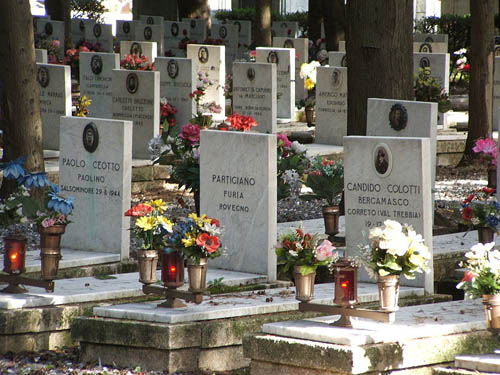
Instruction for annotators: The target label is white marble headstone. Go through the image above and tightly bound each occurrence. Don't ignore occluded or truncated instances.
[328,51,347,67]
[71,18,95,47]
[84,23,113,52]
[80,52,120,119]
[33,16,50,34]
[232,62,277,134]
[36,20,65,46]
[413,33,448,44]
[164,21,190,57]
[182,18,207,43]
[228,20,251,58]
[35,49,48,64]
[119,41,157,64]
[344,136,433,293]
[135,23,164,56]
[186,44,226,120]
[211,24,238,73]
[140,15,164,25]
[36,63,72,150]
[59,116,132,259]
[116,20,137,42]
[493,57,500,131]
[315,67,347,145]
[413,53,450,94]
[155,57,195,131]
[413,42,447,54]
[272,21,299,38]
[112,69,160,159]
[200,130,277,281]
[256,47,295,120]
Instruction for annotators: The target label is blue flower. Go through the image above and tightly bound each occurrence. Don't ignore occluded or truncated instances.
[1,156,27,179]
[48,185,74,215]
[488,215,499,228]
[19,172,49,188]
[494,202,500,211]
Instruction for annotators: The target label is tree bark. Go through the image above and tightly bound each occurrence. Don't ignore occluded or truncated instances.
[254,0,272,47]
[132,0,179,21]
[308,0,322,44]
[324,0,345,51]
[346,0,413,136]
[463,0,495,157]
[0,0,44,197]
[45,0,71,50]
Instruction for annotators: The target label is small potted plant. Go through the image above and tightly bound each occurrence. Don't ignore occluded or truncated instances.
[457,242,500,329]
[124,200,173,284]
[472,137,498,189]
[276,227,339,302]
[358,219,431,311]
[299,60,320,126]
[461,187,500,244]
[301,156,344,235]
[168,213,223,292]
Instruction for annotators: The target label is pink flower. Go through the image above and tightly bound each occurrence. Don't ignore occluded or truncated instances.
[473,138,497,156]
[42,218,56,228]
[180,123,201,145]
[208,102,222,114]
[315,240,335,261]
[52,40,60,49]
[250,50,256,57]
[277,133,292,149]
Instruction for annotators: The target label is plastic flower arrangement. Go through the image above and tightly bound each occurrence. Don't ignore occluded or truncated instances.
[301,156,344,206]
[224,113,258,132]
[160,98,177,132]
[34,38,63,64]
[120,54,154,71]
[457,242,500,298]
[124,200,173,250]
[358,220,431,279]
[168,213,223,264]
[473,138,498,167]
[276,133,310,200]
[275,227,339,276]
[189,71,221,127]
[35,184,74,228]
[75,95,92,117]
[63,42,103,78]
[299,61,321,108]
[461,187,500,231]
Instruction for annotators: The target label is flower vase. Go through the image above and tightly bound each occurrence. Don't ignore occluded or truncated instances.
[478,227,495,244]
[305,107,315,127]
[137,249,158,285]
[38,225,66,280]
[293,266,316,302]
[483,294,500,330]
[187,258,207,293]
[377,274,400,311]
[322,206,340,236]
[487,165,497,190]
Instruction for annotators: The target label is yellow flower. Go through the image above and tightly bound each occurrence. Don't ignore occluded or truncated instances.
[136,216,156,231]
[189,213,210,227]
[149,199,167,213]
[158,216,173,232]
[305,78,315,91]
[182,232,197,247]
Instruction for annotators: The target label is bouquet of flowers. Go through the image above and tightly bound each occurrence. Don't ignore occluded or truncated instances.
[472,138,498,167]
[457,242,500,298]
[276,133,310,200]
[224,113,258,132]
[63,41,103,79]
[358,220,431,279]
[461,187,500,231]
[120,54,154,71]
[299,61,321,108]
[302,156,343,206]
[168,213,223,264]
[124,199,173,250]
[189,71,221,127]
[160,98,177,132]
[75,95,92,117]
[276,227,339,276]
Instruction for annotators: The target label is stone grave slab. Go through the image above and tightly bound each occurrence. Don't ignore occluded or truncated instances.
[155,57,195,131]
[315,66,347,145]
[211,24,238,72]
[35,48,47,63]
[71,18,95,47]
[119,41,157,63]
[140,15,164,25]
[494,57,500,131]
[366,98,437,186]
[414,41,447,54]
[232,62,277,134]
[182,18,207,43]
[186,44,225,120]
[455,353,500,373]
[256,47,295,120]
[135,23,164,56]
[272,21,299,38]
[273,37,308,102]
[228,20,251,58]
[164,21,190,57]
[413,52,450,95]
[79,52,120,119]
[344,136,433,293]
[414,33,448,44]
[84,23,113,52]
[112,69,160,159]
[32,15,50,34]
[339,40,346,51]
[328,51,347,67]
[35,19,64,46]
[59,116,132,258]
[116,20,137,42]
[200,130,277,280]
[37,63,72,150]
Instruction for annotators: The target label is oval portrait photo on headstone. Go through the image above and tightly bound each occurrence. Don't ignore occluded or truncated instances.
[190,19,196,29]
[198,46,209,64]
[130,42,142,56]
[147,16,154,25]
[126,72,139,94]
[234,21,241,32]
[171,22,179,37]
[37,66,50,88]
[93,24,102,38]
[90,55,103,75]
[144,26,153,40]
[424,36,434,43]
[341,55,348,67]
[331,69,342,88]
[389,103,408,131]
[44,22,53,36]
[373,143,392,178]
[123,21,130,34]
[495,46,500,57]
[281,22,287,28]
[219,26,227,39]
[283,39,294,48]
[419,43,432,53]
[167,59,179,79]
[83,122,99,153]
[247,67,256,81]
[267,51,279,64]
[419,57,430,69]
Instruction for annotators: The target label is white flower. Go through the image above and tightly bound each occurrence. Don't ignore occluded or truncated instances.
[456,57,467,65]
[291,141,306,154]
[160,97,168,105]
[454,48,467,55]
[289,250,298,257]
[203,222,221,235]
[148,136,170,160]
[383,219,403,232]
[369,226,384,239]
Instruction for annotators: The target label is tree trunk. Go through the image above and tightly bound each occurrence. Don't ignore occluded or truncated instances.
[308,0,322,44]
[132,0,179,21]
[177,0,210,24]
[346,0,413,136]
[0,0,44,198]
[463,0,495,158]
[324,0,345,51]
[45,0,71,50]
[254,0,272,47]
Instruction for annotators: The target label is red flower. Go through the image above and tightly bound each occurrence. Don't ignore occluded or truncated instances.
[462,270,476,282]
[180,123,201,145]
[462,206,473,221]
[124,203,153,217]
[210,218,220,227]
[464,194,475,204]
[296,228,304,238]
[482,187,496,194]
[463,64,470,72]
[196,233,221,253]
[250,50,256,57]
[225,113,258,131]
